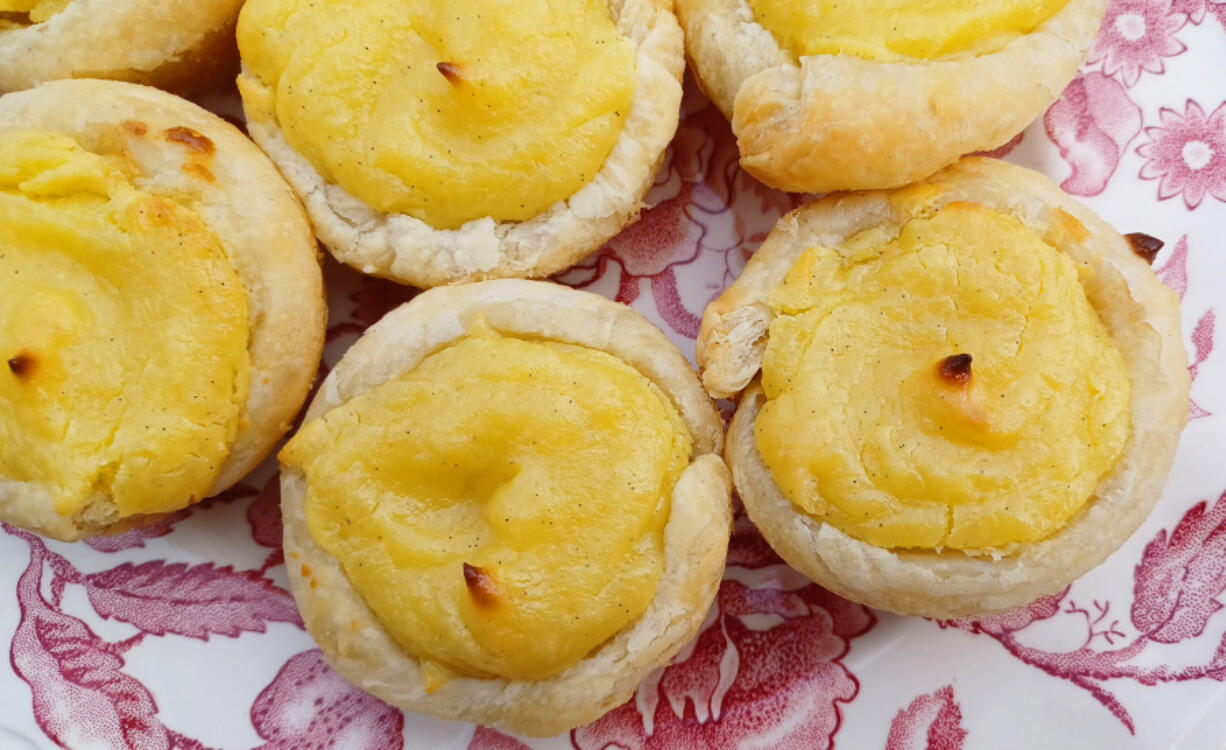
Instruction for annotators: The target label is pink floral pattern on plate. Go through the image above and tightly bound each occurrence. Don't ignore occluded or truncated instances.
[2,11,1226,750]
[1090,0,1189,86]
[1137,100,1226,208]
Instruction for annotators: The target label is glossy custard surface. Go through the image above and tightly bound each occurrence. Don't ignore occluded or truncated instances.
[237,0,636,229]
[0,132,249,518]
[755,202,1130,550]
[280,325,691,680]
[747,0,1069,62]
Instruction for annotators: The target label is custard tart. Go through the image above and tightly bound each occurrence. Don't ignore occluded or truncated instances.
[279,280,731,735]
[0,0,242,94]
[0,79,326,541]
[676,0,1106,193]
[236,0,684,289]
[698,157,1188,617]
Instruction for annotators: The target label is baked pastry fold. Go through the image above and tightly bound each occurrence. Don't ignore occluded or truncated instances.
[0,79,325,541]
[281,280,732,735]
[237,0,685,288]
[676,0,1106,192]
[0,0,243,93]
[699,157,1189,617]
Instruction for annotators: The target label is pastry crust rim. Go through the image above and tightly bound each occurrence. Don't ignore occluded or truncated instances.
[0,0,242,94]
[675,0,1107,192]
[280,279,733,736]
[0,78,326,541]
[237,0,686,289]
[698,157,1190,618]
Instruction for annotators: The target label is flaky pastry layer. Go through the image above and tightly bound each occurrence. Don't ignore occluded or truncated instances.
[0,0,242,94]
[281,280,732,736]
[0,79,325,540]
[239,0,685,289]
[699,157,1188,617]
[676,0,1106,192]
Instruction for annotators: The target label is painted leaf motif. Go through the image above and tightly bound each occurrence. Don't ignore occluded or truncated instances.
[468,727,533,750]
[651,269,703,339]
[944,592,1065,636]
[84,510,191,553]
[1156,235,1189,298]
[605,183,699,278]
[85,561,302,640]
[251,650,404,750]
[247,476,284,550]
[8,529,169,750]
[1131,492,1226,642]
[573,522,873,750]
[1044,72,1142,196]
[884,685,967,750]
[1190,310,1215,372]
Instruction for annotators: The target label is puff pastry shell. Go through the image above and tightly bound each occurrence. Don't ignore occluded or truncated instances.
[281,280,732,736]
[0,0,242,94]
[238,0,685,289]
[699,157,1189,617]
[0,79,326,541]
[676,0,1106,192]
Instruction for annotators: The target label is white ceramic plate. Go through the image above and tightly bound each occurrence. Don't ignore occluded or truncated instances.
[3,4,1225,748]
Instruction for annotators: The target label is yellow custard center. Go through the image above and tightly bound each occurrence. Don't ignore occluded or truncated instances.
[237,0,636,229]
[746,0,1069,62]
[0,132,250,519]
[755,201,1129,551]
[280,325,691,681]
[0,0,69,25]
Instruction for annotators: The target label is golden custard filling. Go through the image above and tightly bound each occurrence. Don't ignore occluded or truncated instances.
[0,132,250,519]
[755,201,1130,551]
[0,0,70,25]
[237,0,636,229]
[280,325,691,681]
[747,0,1069,62]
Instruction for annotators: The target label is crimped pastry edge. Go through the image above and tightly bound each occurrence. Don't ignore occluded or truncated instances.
[0,79,326,541]
[0,0,242,94]
[700,157,1189,617]
[280,279,733,736]
[238,0,685,289]
[676,0,1106,192]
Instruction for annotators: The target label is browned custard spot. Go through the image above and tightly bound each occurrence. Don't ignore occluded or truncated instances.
[938,353,973,385]
[463,563,498,608]
[436,61,464,85]
[7,350,35,380]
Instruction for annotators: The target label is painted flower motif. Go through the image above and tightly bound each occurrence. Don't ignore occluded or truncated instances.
[571,520,875,750]
[944,491,1226,734]
[884,685,967,750]
[1170,0,1226,24]
[1089,0,1188,86]
[1138,100,1226,208]
[558,82,798,340]
[1043,72,1143,196]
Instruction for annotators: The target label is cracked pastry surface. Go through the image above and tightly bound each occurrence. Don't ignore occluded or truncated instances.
[0,0,243,93]
[675,0,1106,192]
[698,157,1188,617]
[237,0,684,288]
[0,79,325,541]
[280,280,731,736]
